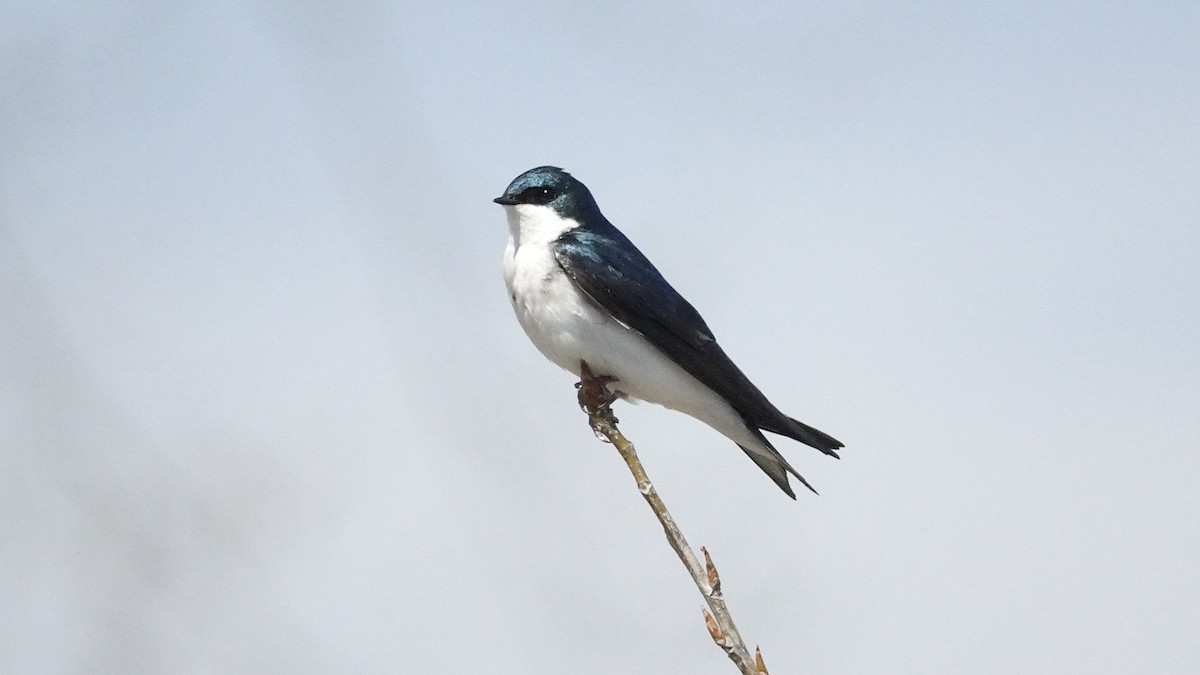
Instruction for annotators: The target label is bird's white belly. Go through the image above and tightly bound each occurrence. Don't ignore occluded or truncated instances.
[503,239,760,450]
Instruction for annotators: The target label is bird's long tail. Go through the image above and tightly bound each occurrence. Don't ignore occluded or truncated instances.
[738,434,817,499]
[761,416,843,458]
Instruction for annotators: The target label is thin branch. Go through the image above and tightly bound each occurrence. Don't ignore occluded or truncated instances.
[577,362,767,675]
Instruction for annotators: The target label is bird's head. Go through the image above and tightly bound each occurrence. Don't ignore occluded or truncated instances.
[494,166,603,229]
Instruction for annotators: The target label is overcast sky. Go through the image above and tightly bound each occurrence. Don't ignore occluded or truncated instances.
[3,1,1198,673]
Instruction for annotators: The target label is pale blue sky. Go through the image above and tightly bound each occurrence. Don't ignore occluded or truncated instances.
[3,1,1198,673]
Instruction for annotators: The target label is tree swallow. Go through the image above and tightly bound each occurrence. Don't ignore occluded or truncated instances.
[494,166,842,498]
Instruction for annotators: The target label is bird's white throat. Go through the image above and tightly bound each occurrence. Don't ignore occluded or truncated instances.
[503,203,579,251]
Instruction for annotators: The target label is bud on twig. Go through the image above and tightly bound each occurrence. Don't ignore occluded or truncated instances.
[701,546,722,595]
[703,607,723,641]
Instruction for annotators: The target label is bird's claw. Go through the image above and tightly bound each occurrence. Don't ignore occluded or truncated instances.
[577,360,619,439]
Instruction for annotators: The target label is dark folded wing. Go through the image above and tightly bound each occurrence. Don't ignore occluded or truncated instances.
[553,227,782,425]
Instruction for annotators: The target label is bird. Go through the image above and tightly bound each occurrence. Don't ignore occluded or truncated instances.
[494,166,842,498]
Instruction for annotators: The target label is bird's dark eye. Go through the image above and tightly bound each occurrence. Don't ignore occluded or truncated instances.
[518,186,557,205]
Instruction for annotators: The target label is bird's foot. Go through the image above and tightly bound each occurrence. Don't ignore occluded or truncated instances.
[576,360,619,439]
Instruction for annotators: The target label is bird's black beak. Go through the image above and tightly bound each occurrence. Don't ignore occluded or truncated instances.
[493,196,519,205]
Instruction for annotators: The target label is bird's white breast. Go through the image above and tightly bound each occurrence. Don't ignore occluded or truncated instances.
[500,204,762,451]
[501,203,611,378]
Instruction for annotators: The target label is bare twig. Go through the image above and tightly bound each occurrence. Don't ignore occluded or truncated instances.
[577,361,765,675]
